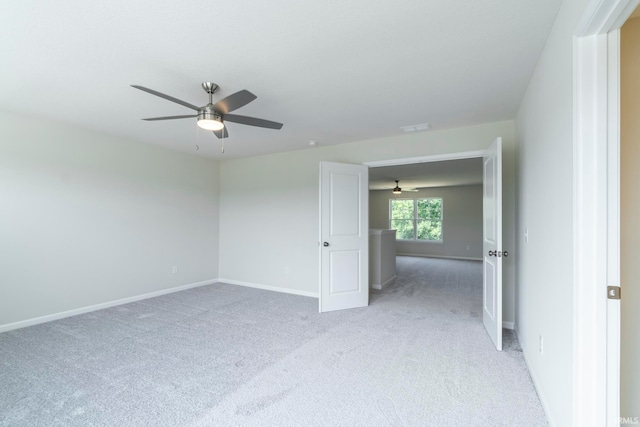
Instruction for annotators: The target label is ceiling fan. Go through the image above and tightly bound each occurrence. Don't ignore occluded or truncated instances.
[131,82,283,138]
[392,180,419,194]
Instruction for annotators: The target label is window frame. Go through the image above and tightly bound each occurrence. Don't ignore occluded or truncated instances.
[389,197,443,243]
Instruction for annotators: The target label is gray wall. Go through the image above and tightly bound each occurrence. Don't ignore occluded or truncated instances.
[369,185,482,259]
[219,120,517,324]
[0,110,220,328]
[515,0,589,424]
[0,114,517,346]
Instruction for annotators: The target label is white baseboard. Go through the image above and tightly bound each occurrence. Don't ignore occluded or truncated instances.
[515,327,555,426]
[218,278,319,298]
[396,253,482,261]
[502,321,515,330]
[371,274,397,290]
[0,279,218,333]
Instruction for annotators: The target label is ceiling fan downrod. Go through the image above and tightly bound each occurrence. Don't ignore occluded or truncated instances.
[201,82,219,105]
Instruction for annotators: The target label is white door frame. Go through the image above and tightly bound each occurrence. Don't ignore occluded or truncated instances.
[573,0,638,425]
[364,150,486,168]
[367,148,514,331]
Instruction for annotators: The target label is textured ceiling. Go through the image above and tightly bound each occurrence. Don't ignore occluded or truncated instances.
[1,0,561,159]
[369,158,483,190]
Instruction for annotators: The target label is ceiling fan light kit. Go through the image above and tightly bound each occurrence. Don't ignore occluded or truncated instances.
[197,109,224,131]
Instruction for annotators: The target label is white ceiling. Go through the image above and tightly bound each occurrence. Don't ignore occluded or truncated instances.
[369,157,483,190]
[1,0,561,159]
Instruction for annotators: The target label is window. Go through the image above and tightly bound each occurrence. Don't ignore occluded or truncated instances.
[390,198,443,241]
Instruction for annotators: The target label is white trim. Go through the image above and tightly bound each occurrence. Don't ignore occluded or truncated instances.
[573,30,609,427]
[573,1,636,425]
[371,274,397,290]
[576,0,639,36]
[219,278,319,298]
[502,321,515,330]
[318,164,323,312]
[363,150,485,168]
[0,279,218,333]
[517,326,556,427]
[396,253,482,262]
[606,28,622,427]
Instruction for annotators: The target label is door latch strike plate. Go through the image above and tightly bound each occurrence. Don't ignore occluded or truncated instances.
[607,286,621,300]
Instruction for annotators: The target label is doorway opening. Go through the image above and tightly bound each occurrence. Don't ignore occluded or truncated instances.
[364,145,505,350]
[368,157,483,261]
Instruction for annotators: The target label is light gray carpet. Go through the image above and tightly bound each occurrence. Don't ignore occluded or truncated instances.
[0,256,547,426]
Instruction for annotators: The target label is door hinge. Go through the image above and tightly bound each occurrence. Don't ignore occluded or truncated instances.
[607,286,621,300]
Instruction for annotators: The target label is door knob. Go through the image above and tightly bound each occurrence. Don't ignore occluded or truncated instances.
[323,242,330,247]
[488,250,509,257]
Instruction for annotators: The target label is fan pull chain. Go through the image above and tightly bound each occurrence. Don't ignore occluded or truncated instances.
[220,127,225,154]
[195,122,200,151]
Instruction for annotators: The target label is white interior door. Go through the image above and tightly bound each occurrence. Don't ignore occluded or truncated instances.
[319,161,369,313]
[483,137,503,351]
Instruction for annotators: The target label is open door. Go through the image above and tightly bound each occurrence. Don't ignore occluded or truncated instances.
[483,137,503,351]
[319,161,369,313]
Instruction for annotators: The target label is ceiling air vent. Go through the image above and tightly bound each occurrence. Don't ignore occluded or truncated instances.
[400,123,431,133]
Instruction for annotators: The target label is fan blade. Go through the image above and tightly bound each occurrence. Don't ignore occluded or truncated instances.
[213,90,257,114]
[142,115,197,121]
[131,85,200,111]
[212,127,229,139]
[223,114,283,130]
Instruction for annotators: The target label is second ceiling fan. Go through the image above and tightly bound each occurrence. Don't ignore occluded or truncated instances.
[392,180,419,194]
[131,82,283,138]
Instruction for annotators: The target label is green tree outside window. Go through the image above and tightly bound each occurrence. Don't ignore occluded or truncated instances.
[390,198,442,241]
